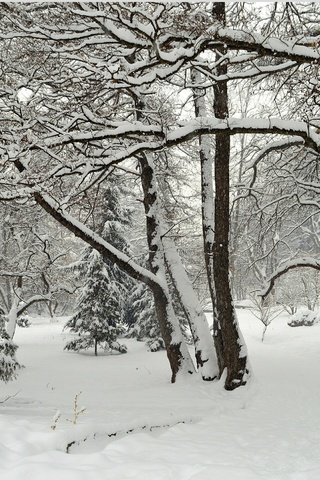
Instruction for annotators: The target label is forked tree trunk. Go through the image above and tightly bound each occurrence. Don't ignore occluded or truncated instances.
[212,2,249,390]
[138,147,218,380]
[139,152,218,380]
[134,93,207,382]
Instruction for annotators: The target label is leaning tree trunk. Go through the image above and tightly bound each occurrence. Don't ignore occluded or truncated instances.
[6,293,19,340]
[162,234,219,380]
[134,87,217,380]
[212,2,249,390]
[138,151,195,382]
[133,91,198,382]
[191,67,225,374]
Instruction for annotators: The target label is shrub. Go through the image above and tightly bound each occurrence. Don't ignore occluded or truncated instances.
[288,309,320,327]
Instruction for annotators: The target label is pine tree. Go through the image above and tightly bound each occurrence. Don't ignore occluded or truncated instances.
[0,315,22,382]
[64,175,131,356]
[126,283,165,352]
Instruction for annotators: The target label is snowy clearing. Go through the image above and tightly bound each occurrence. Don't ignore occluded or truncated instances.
[1,310,320,480]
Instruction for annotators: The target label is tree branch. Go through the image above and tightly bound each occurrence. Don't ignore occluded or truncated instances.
[259,258,320,300]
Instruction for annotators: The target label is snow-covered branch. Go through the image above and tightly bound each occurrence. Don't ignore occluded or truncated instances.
[245,137,304,189]
[259,258,320,300]
[204,25,320,64]
[17,293,52,318]
[19,118,320,167]
[192,60,298,85]
[41,123,164,149]
[167,118,320,153]
[32,192,163,291]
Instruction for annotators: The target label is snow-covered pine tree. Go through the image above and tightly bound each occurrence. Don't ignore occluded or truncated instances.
[125,282,164,352]
[0,314,22,382]
[64,175,131,356]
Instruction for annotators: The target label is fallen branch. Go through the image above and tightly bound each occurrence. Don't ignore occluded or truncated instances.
[65,418,196,453]
[0,391,20,404]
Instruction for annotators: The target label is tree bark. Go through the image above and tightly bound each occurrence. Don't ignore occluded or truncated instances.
[6,276,23,339]
[6,290,19,339]
[212,2,249,390]
[162,235,219,380]
[138,151,195,383]
[133,91,195,382]
[191,67,225,374]
[134,91,218,380]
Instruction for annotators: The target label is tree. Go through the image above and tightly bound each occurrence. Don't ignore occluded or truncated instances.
[0,202,78,338]
[125,282,164,352]
[189,3,249,389]
[65,174,131,356]
[64,249,127,356]
[0,315,22,382]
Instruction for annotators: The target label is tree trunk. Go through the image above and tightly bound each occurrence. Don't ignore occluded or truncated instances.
[191,67,225,374]
[133,91,195,382]
[138,151,195,383]
[94,339,98,356]
[6,294,19,339]
[47,300,54,319]
[163,235,219,380]
[230,130,246,301]
[152,282,194,382]
[261,324,268,343]
[6,277,23,339]
[212,2,249,390]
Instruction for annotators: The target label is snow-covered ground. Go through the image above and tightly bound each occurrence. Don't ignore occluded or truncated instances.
[2,310,320,479]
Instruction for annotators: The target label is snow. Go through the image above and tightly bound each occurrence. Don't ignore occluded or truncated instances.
[205,25,320,62]
[195,60,297,84]
[2,311,320,478]
[166,117,320,155]
[44,122,163,148]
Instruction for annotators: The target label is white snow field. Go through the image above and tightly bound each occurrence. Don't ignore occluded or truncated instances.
[1,310,320,480]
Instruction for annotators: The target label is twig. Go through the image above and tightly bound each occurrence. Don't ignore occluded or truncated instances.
[0,391,20,404]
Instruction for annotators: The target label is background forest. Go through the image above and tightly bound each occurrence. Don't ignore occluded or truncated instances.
[0,1,319,388]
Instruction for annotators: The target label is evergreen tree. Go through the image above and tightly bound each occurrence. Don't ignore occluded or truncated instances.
[126,283,165,352]
[0,315,22,382]
[64,175,131,356]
